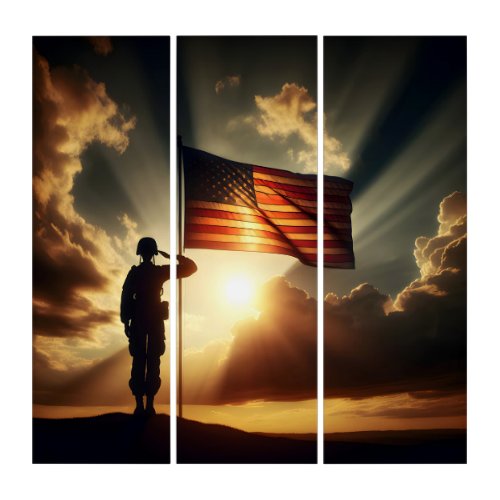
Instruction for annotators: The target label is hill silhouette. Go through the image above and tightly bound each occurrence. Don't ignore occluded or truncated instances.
[33,413,170,463]
[33,413,465,464]
[33,412,316,464]
[177,418,316,463]
[324,429,466,463]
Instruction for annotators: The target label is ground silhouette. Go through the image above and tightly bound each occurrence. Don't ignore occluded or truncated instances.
[324,429,466,463]
[177,418,316,464]
[33,413,170,463]
[33,413,317,464]
[33,413,465,464]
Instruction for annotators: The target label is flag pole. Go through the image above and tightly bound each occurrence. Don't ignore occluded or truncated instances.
[177,135,184,420]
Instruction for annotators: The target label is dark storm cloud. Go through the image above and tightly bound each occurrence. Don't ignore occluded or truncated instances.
[189,192,466,404]
[33,51,136,340]
[34,297,115,339]
[38,191,466,408]
[214,276,317,403]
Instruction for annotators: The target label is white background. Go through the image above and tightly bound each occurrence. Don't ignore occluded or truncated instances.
[1,0,498,498]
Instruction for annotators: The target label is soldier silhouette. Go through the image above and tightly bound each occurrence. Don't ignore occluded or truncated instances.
[120,237,197,416]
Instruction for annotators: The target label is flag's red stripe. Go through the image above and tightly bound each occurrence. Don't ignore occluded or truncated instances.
[185,239,299,258]
[261,209,316,220]
[253,165,317,181]
[186,226,352,250]
[184,239,353,266]
[325,218,353,229]
[277,225,316,233]
[186,224,278,239]
[255,184,351,204]
[281,226,351,236]
[324,254,355,264]
[254,166,353,191]
[324,207,352,216]
[324,175,354,190]
[186,209,270,226]
[257,192,351,211]
[186,209,353,234]
[264,210,351,223]
[186,207,312,221]
[186,224,353,249]
[255,186,318,201]
[254,178,348,197]
[186,208,350,227]
[185,224,292,244]
[186,208,319,226]
[324,261,355,269]
[255,185,350,204]
[254,178,317,195]
[256,192,316,206]
[185,224,317,243]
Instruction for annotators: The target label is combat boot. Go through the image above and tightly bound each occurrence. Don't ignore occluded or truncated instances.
[134,395,145,416]
[145,395,156,416]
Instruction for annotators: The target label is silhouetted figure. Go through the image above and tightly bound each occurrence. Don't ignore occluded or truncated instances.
[120,237,197,416]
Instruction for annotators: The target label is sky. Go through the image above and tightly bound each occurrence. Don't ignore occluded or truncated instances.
[323,37,466,432]
[176,36,466,433]
[33,37,171,409]
[32,36,466,435]
[177,36,319,433]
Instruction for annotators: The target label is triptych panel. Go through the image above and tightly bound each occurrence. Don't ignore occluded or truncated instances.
[32,36,466,464]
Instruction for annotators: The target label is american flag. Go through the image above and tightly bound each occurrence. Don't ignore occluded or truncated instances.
[182,146,354,268]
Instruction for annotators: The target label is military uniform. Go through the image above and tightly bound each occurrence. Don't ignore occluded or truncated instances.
[120,257,197,400]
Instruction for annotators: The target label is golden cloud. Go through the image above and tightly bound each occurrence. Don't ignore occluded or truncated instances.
[33,51,139,387]
[247,83,351,173]
[181,192,466,405]
[35,181,466,409]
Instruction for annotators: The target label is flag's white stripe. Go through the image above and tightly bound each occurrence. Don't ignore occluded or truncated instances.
[254,170,352,192]
[187,200,258,216]
[186,233,351,255]
[187,215,320,228]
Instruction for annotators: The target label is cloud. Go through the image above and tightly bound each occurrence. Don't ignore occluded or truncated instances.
[413,191,466,277]
[38,191,465,410]
[323,191,466,399]
[330,392,466,421]
[324,129,351,173]
[181,192,466,405]
[33,51,137,349]
[215,75,241,94]
[255,83,316,141]
[37,191,465,408]
[240,83,350,174]
[88,36,113,56]
[214,276,317,403]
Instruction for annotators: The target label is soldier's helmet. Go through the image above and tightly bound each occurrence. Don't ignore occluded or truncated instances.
[136,237,158,256]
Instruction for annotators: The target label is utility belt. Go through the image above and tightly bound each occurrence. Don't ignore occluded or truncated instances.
[160,301,169,320]
[131,298,169,321]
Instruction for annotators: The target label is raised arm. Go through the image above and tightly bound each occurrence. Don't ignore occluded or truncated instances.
[177,255,197,279]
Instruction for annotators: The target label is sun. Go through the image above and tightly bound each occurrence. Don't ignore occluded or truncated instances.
[224,275,255,306]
